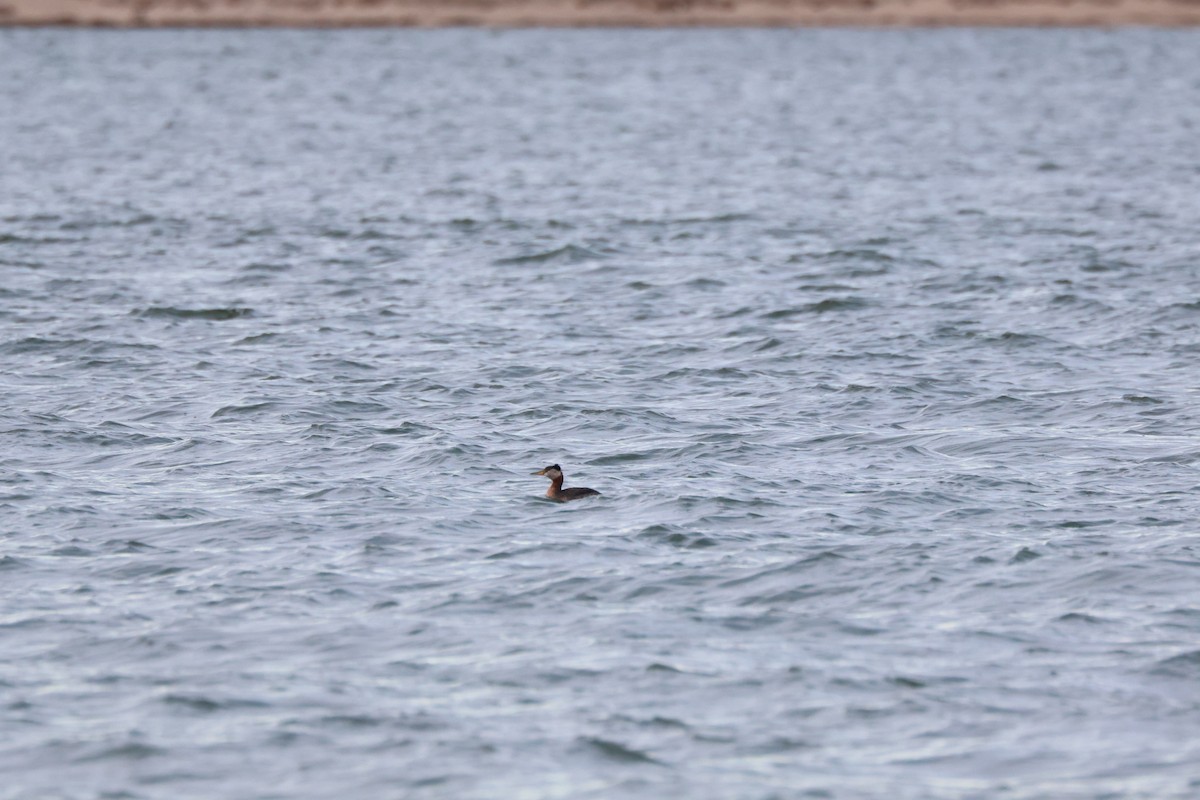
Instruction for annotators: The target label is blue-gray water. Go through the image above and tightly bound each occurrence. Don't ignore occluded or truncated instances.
[3,27,1200,799]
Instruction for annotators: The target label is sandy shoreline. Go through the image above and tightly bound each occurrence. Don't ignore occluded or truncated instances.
[4,0,1200,27]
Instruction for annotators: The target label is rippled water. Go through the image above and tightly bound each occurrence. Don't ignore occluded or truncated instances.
[3,27,1200,798]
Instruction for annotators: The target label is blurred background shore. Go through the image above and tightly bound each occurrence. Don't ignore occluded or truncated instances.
[6,0,1200,27]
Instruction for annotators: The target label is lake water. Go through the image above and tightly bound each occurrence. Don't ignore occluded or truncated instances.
[3,26,1200,799]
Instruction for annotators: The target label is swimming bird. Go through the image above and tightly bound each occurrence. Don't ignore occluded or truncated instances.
[533,464,600,502]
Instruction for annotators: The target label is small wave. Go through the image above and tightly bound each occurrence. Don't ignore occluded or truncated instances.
[211,402,274,418]
[50,545,93,557]
[684,277,727,290]
[162,694,269,712]
[1121,394,1163,404]
[792,248,897,265]
[2,213,61,223]
[747,736,814,754]
[592,451,663,465]
[985,331,1056,347]
[1150,650,1200,678]
[240,262,290,273]
[493,244,607,265]
[1,336,88,354]
[0,233,82,245]
[1142,449,1200,464]
[106,539,154,553]
[320,714,387,728]
[636,524,716,549]
[372,422,438,438]
[58,213,165,231]
[1008,547,1042,563]
[234,332,279,345]
[216,226,279,247]
[1080,256,1135,273]
[619,212,752,226]
[138,307,253,321]
[720,552,847,589]
[76,742,165,763]
[577,737,663,765]
[763,297,870,317]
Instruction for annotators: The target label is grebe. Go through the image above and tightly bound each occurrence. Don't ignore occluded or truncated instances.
[532,464,600,502]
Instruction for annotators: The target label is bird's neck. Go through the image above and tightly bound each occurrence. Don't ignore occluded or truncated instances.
[546,475,564,498]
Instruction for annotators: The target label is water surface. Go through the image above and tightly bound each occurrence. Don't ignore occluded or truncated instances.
[2,27,1200,799]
